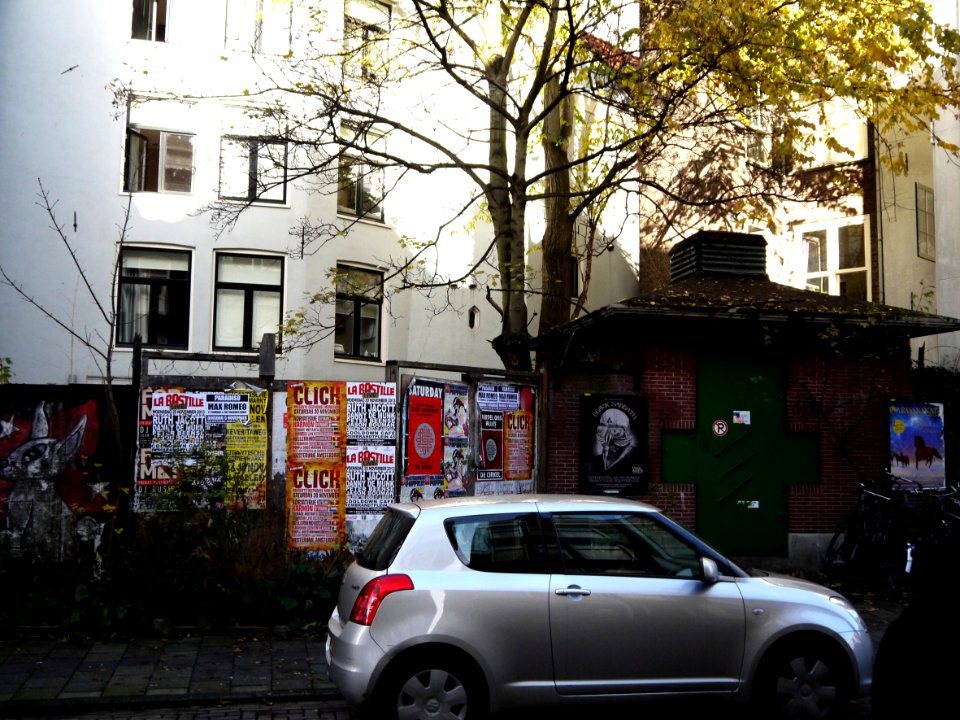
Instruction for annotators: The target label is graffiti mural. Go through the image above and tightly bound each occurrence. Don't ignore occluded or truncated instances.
[0,400,109,563]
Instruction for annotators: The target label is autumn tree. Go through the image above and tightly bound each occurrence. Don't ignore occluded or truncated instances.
[136,0,960,371]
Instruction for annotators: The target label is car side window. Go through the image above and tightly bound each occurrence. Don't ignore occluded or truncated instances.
[552,512,701,578]
[444,513,546,573]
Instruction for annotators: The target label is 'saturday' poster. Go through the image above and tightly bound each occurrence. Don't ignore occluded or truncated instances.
[405,380,444,476]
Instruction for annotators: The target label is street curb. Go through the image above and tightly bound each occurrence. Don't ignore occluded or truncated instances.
[0,686,344,717]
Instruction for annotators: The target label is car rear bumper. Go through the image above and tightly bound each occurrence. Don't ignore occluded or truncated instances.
[326,608,385,706]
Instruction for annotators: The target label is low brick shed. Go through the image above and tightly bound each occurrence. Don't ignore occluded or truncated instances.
[533,232,960,566]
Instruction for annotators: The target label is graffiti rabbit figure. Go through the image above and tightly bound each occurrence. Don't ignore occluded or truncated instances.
[0,403,87,559]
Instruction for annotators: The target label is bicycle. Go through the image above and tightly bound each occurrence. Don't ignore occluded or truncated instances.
[826,472,960,593]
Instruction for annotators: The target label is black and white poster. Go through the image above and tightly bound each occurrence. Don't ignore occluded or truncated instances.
[580,395,648,496]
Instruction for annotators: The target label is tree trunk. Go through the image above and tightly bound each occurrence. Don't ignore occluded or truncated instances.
[487,55,532,372]
[538,77,574,346]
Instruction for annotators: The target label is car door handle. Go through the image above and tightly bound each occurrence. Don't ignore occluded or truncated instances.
[555,586,591,597]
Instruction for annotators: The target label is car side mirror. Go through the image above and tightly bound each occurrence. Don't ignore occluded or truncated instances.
[700,557,720,584]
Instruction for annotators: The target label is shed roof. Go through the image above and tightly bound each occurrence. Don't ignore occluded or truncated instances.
[535,243,960,354]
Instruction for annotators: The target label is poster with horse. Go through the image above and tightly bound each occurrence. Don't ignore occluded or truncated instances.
[889,402,946,489]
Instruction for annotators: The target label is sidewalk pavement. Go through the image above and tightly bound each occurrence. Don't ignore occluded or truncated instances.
[0,590,905,717]
[0,630,337,716]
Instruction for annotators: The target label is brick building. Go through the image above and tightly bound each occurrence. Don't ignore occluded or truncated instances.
[535,232,960,567]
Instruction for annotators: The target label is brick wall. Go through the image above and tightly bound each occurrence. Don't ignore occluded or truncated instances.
[543,345,914,536]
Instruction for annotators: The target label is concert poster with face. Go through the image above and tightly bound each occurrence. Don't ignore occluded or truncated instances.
[580,395,648,496]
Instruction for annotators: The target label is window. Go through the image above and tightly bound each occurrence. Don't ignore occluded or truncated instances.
[335,266,382,359]
[117,248,191,348]
[337,155,384,220]
[343,0,391,82]
[214,254,283,351]
[132,0,167,41]
[917,184,936,261]
[445,513,546,573]
[220,137,288,203]
[552,512,700,578]
[124,127,195,193]
[225,0,293,54]
[801,220,868,301]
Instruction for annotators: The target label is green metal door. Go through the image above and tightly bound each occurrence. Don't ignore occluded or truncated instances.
[663,356,817,556]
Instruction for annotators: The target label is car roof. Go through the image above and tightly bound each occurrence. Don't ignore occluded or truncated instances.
[392,493,661,516]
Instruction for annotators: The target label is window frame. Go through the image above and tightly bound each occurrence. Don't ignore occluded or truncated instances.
[343,0,392,84]
[549,511,702,579]
[124,126,196,194]
[916,183,936,261]
[799,218,870,301]
[444,512,548,574]
[116,247,192,349]
[337,154,385,221]
[212,252,284,352]
[335,265,383,361]
[219,135,289,204]
[131,0,168,42]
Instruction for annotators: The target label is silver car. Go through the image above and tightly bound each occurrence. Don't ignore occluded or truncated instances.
[326,494,872,720]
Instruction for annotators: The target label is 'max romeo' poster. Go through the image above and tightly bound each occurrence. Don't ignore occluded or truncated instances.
[580,394,648,496]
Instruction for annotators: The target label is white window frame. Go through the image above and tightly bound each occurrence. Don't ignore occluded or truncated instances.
[213,253,284,352]
[798,217,871,301]
[131,0,169,42]
[124,126,195,194]
[334,265,383,360]
[917,183,936,261]
[117,247,192,348]
[343,0,392,83]
[337,154,384,221]
[219,136,289,204]
[225,0,293,54]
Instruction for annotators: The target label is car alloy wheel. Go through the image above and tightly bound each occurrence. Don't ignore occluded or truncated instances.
[759,641,848,720]
[381,655,485,720]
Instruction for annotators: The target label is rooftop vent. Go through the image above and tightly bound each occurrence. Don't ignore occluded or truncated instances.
[669,231,768,282]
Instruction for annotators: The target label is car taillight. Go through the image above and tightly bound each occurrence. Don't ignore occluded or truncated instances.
[349,574,414,626]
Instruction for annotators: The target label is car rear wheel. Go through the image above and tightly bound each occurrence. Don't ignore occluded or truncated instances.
[375,653,487,720]
[755,639,850,720]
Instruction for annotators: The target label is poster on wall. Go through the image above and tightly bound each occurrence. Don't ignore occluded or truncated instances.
[889,402,946,489]
[286,460,347,550]
[0,398,107,563]
[405,380,444,476]
[347,381,397,444]
[580,395,648,496]
[135,387,268,512]
[286,381,346,464]
[285,382,347,549]
[476,410,504,487]
[343,381,398,549]
[475,383,536,496]
[346,445,396,550]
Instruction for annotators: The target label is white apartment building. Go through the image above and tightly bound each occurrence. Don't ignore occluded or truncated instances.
[0,0,639,387]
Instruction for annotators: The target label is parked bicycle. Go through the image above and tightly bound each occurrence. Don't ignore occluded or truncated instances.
[825,472,960,593]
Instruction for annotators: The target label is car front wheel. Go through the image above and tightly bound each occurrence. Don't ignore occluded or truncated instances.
[375,653,487,720]
[755,639,850,720]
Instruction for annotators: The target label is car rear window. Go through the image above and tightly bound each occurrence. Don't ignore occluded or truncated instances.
[444,513,546,573]
[356,509,415,570]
